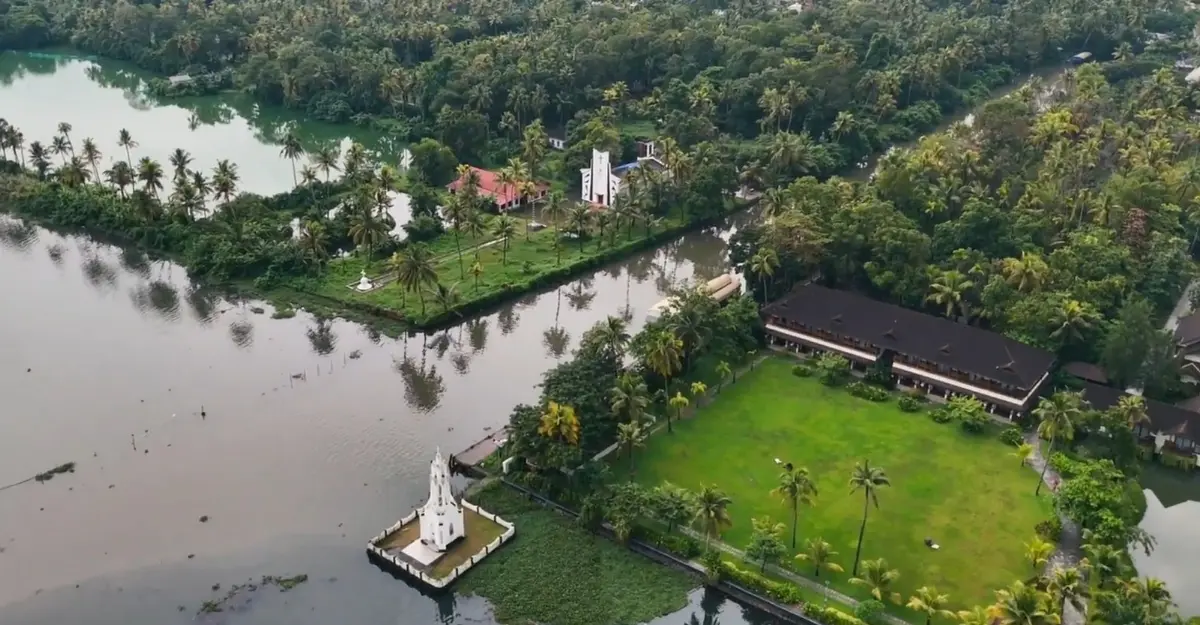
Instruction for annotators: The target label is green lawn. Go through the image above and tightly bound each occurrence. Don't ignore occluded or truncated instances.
[626,357,1053,612]
[286,209,693,327]
[460,481,695,625]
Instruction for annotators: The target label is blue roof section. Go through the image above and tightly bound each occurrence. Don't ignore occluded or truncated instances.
[611,161,641,174]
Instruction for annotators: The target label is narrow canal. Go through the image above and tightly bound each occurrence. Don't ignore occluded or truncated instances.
[0,50,1195,623]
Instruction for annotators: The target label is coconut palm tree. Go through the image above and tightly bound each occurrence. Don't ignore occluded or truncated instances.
[749,247,780,301]
[427,280,462,314]
[117,129,137,169]
[925,269,975,321]
[1001,251,1049,293]
[212,160,240,205]
[989,581,1056,625]
[542,191,567,263]
[1047,566,1089,622]
[1032,391,1083,495]
[537,401,580,445]
[50,135,70,165]
[593,315,631,361]
[1112,394,1150,430]
[80,138,102,182]
[692,484,733,548]
[616,419,649,469]
[772,466,817,549]
[1050,299,1099,345]
[668,391,689,425]
[851,558,901,604]
[298,220,330,268]
[1025,537,1054,574]
[28,141,50,179]
[349,207,390,265]
[136,157,165,197]
[907,586,954,625]
[849,459,891,575]
[491,215,518,265]
[105,161,135,198]
[169,148,193,184]
[469,260,484,292]
[611,371,651,423]
[280,131,304,186]
[643,329,684,431]
[1014,442,1034,467]
[442,194,472,279]
[567,203,592,252]
[313,147,341,182]
[395,244,438,316]
[795,538,843,578]
[57,157,87,187]
[715,360,732,391]
[56,122,74,156]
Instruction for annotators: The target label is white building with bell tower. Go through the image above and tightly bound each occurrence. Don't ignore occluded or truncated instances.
[580,147,668,208]
[417,448,465,552]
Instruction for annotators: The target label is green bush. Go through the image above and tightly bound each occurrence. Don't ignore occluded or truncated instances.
[1035,516,1063,542]
[930,407,954,424]
[634,526,702,559]
[903,388,926,401]
[803,603,867,625]
[848,381,890,402]
[792,364,813,377]
[814,353,851,387]
[897,395,923,412]
[999,427,1024,446]
[854,599,888,625]
[959,409,989,434]
[718,561,805,604]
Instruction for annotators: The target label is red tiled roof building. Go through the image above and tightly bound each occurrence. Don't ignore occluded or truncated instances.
[446,166,547,212]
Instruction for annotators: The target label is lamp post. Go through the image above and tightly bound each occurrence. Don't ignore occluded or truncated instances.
[824,580,830,606]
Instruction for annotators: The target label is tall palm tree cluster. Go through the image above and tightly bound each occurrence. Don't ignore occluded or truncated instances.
[737,63,1197,379]
[0,120,243,223]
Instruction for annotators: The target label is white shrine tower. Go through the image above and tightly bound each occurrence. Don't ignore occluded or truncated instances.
[417,448,465,552]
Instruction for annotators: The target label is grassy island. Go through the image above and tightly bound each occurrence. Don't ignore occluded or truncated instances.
[460,481,695,625]
[626,357,1052,610]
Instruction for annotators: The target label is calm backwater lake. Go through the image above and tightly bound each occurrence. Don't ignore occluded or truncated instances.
[0,50,1196,622]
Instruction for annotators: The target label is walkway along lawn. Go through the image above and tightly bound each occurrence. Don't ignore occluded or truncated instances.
[458,480,695,625]
[625,357,1053,612]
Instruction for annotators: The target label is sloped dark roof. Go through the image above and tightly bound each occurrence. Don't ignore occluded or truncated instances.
[1174,311,1200,346]
[1063,361,1108,384]
[1080,382,1200,440]
[762,284,1055,390]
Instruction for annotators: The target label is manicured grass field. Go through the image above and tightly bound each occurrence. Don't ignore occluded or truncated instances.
[628,357,1053,611]
[460,481,694,625]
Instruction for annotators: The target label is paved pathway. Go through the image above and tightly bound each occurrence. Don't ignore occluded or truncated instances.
[1023,432,1085,625]
[677,527,910,625]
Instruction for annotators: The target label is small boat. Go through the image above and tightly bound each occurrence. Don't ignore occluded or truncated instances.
[647,274,742,322]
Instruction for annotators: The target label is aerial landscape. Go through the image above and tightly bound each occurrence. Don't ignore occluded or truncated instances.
[2,0,1200,623]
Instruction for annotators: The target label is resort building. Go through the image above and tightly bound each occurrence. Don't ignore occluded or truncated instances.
[1173,311,1200,380]
[447,166,548,213]
[580,148,667,208]
[1080,382,1200,465]
[762,284,1056,417]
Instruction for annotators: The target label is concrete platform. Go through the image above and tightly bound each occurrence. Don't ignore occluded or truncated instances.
[367,501,514,589]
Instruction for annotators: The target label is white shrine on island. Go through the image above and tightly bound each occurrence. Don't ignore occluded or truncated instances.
[579,146,668,208]
[366,449,515,589]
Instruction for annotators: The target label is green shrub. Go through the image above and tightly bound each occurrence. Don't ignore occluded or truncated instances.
[847,381,890,402]
[930,407,954,424]
[792,364,813,377]
[814,353,851,387]
[719,561,805,604]
[854,599,888,625]
[700,549,723,583]
[1035,516,1063,542]
[959,409,989,434]
[634,526,702,559]
[999,427,1024,446]
[803,604,867,625]
[903,388,926,401]
[897,395,923,412]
